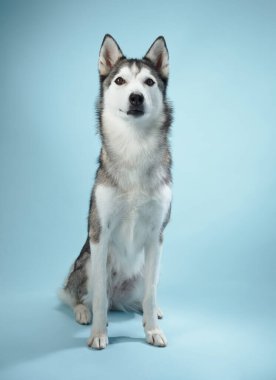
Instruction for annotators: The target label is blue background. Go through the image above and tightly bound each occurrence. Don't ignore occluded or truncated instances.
[0,0,275,379]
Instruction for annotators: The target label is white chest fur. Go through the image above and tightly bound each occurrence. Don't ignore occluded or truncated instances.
[95,184,171,278]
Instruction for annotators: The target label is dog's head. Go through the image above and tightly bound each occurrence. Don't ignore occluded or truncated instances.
[98,34,169,128]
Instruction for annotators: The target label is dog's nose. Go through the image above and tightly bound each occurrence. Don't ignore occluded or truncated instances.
[129,92,144,106]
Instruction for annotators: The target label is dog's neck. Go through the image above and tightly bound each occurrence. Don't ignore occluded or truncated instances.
[99,113,171,192]
[101,112,164,164]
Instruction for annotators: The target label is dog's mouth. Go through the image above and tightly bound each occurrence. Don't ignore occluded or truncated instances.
[119,107,145,117]
[127,109,144,117]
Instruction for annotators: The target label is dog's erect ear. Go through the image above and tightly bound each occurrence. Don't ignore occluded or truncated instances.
[99,34,124,76]
[144,36,169,79]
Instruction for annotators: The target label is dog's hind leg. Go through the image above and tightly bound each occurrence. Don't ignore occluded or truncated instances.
[74,304,91,325]
[59,238,92,325]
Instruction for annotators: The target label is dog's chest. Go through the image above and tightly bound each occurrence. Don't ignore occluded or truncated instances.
[95,179,171,278]
[105,190,163,279]
[112,192,161,249]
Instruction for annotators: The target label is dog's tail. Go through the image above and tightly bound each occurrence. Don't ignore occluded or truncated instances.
[57,287,76,308]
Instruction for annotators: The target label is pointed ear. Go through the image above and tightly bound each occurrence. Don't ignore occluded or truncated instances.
[99,34,124,76]
[144,36,169,78]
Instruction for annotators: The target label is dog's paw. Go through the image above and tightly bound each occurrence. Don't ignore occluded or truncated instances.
[87,333,109,350]
[74,304,92,325]
[145,328,167,347]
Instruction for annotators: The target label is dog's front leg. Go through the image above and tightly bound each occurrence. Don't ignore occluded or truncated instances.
[143,240,167,347]
[87,234,109,350]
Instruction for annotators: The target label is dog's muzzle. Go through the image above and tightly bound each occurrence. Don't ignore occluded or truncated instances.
[127,92,144,117]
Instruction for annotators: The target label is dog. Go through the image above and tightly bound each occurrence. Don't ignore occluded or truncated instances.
[59,34,172,350]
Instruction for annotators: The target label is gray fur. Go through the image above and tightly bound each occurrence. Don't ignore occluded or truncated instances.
[63,238,90,305]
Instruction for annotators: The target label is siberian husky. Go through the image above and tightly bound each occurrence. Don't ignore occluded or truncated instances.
[59,34,173,349]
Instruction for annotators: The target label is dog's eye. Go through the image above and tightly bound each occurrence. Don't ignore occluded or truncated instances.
[145,78,155,86]
[115,77,125,85]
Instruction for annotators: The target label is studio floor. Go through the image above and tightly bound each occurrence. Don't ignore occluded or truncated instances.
[1,290,275,380]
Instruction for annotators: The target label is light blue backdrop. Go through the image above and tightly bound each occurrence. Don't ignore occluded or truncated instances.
[0,1,275,379]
